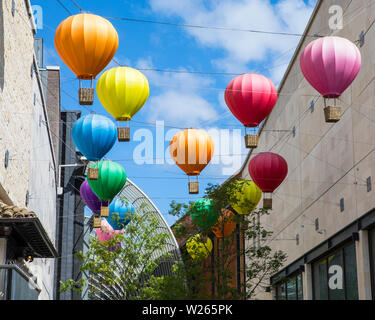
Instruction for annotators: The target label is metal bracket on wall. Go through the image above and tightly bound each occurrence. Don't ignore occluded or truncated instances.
[57,164,85,196]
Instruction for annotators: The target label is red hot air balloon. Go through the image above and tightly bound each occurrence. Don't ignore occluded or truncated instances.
[300,36,361,123]
[225,74,277,149]
[248,152,288,210]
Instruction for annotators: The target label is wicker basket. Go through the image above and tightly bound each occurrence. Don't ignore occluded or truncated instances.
[93,216,102,228]
[118,127,130,142]
[244,134,258,149]
[101,206,110,217]
[88,168,99,180]
[79,88,94,105]
[189,182,199,194]
[324,106,341,123]
[263,198,273,210]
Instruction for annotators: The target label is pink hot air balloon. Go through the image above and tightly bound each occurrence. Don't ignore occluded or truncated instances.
[96,219,124,242]
[300,36,361,123]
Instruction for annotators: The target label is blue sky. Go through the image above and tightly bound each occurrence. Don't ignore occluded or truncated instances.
[34,0,317,226]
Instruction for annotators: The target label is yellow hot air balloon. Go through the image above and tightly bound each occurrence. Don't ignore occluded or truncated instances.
[96,67,150,142]
[229,180,261,215]
[186,234,212,261]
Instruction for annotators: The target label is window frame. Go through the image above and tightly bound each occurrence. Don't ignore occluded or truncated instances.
[274,271,303,300]
[311,241,358,300]
[369,227,375,300]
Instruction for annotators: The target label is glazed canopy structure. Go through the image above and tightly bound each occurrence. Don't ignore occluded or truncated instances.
[85,178,181,300]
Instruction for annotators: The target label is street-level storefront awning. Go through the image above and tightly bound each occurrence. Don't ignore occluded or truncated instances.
[0,202,58,258]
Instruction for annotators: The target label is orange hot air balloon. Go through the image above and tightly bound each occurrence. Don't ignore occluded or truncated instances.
[54,13,119,105]
[169,129,214,194]
[212,209,237,238]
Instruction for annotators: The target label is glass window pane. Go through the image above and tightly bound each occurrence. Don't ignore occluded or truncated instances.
[313,259,328,300]
[370,228,375,300]
[275,285,281,300]
[280,283,286,300]
[344,243,358,300]
[10,270,39,300]
[287,277,297,300]
[297,273,303,300]
[0,269,7,300]
[328,249,345,300]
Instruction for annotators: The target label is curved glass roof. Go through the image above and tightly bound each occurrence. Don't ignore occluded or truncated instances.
[82,178,181,300]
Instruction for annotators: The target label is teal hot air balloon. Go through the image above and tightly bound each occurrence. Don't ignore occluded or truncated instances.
[106,198,135,230]
[72,114,117,180]
[88,160,127,217]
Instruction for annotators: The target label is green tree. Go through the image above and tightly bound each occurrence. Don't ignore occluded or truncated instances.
[60,201,173,300]
[143,178,287,300]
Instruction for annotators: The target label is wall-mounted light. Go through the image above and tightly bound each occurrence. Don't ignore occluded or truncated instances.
[25,255,34,263]
[340,198,344,212]
[310,100,315,113]
[4,150,9,169]
[11,0,15,17]
[367,176,372,192]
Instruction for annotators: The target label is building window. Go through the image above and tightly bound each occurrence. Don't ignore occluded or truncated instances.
[275,272,303,300]
[312,242,358,300]
[369,227,375,299]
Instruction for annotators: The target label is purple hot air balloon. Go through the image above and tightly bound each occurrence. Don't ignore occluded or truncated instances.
[300,36,361,98]
[80,180,110,214]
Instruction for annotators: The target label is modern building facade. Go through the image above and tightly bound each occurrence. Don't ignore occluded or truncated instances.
[54,110,86,300]
[233,0,375,300]
[0,0,58,300]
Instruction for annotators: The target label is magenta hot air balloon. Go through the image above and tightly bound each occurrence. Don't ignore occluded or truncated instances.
[300,36,361,123]
[96,220,124,250]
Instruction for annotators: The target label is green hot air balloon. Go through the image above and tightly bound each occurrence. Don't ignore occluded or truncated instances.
[190,198,220,231]
[88,160,127,217]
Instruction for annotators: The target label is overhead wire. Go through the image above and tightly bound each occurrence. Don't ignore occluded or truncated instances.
[48,0,375,240]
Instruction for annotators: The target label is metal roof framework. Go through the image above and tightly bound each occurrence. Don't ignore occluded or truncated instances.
[84,178,181,300]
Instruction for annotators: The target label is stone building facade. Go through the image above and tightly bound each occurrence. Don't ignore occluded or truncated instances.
[233,0,375,300]
[0,0,58,300]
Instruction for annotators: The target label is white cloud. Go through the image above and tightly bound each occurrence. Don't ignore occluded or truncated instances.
[136,58,218,127]
[147,91,217,126]
[149,0,316,84]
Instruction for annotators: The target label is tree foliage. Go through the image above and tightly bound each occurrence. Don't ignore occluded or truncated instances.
[61,178,287,300]
[147,178,287,300]
[60,201,173,300]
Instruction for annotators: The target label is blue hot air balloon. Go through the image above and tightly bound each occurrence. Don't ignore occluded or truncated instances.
[72,114,117,161]
[106,198,135,230]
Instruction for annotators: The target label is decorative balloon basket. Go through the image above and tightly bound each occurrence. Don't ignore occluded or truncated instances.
[87,167,99,180]
[324,105,341,123]
[101,206,110,217]
[117,127,130,142]
[79,87,95,105]
[93,215,102,228]
[189,181,199,194]
[244,134,258,149]
[263,198,273,210]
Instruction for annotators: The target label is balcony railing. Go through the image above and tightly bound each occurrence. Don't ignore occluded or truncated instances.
[0,265,40,300]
